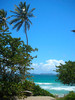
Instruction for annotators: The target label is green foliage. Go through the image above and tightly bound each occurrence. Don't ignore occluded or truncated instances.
[64,91,75,100]
[22,80,34,91]
[21,80,55,97]
[0,32,37,82]
[0,9,10,32]
[32,84,55,97]
[56,61,75,85]
[0,80,55,99]
[0,4,36,99]
[0,82,23,100]
[0,4,54,100]
[57,91,75,100]
[0,30,37,99]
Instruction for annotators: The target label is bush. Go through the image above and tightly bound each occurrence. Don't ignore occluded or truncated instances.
[0,80,55,100]
[0,81,23,100]
[32,84,55,97]
[64,91,75,100]
[56,61,75,85]
[57,91,75,100]
[22,80,34,91]
[21,80,55,97]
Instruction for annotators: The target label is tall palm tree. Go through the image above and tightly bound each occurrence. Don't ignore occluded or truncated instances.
[10,2,35,45]
[0,9,10,31]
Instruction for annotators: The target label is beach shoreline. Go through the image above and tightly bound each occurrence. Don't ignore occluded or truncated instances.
[17,96,56,100]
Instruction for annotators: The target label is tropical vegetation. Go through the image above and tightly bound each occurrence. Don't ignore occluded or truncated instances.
[0,27,37,99]
[0,9,10,29]
[21,80,55,97]
[0,1,55,100]
[55,61,75,85]
[56,91,75,100]
[55,61,75,100]
[10,1,35,45]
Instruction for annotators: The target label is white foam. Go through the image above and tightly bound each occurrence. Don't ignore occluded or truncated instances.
[40,85,75,91]
[41,86,50,89]
[35,82,52,85]
[35,82,75,92]
[51,87,75,91]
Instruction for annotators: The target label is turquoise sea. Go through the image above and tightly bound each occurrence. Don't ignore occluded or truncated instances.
[32,74,75,97]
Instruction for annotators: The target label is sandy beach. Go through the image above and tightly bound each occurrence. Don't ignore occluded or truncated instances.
[18,96,56,100]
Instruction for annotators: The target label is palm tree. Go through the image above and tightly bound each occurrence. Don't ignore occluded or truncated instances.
[10,2,35,45]
[0,9,10,31]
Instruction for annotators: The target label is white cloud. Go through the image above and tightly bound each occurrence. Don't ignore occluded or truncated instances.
[30,59,65,74]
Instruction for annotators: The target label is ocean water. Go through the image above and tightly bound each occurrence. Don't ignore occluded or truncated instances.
[31,74,75,97]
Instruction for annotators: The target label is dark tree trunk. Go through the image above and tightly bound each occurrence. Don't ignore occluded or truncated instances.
[25,32,28,45]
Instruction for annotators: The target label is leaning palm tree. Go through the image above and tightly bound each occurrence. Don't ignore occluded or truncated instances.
[10,2,35,45]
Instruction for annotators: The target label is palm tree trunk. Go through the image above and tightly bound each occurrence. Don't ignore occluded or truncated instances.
[25,31,28,45]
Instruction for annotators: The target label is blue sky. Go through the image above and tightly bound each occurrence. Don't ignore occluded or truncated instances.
[0,0,75,73]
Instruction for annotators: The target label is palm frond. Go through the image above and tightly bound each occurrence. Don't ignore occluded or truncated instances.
[6,20,11,25]
[4,11,7,17]
[10,18,20,24]
[0,9,9,29]
[19,2,24,9]
[9,15,20,18]
[16,21,23,31]
[29,8,35,13]
[10,10,19,15]
[12,20,23,31]
[6,16,12,20]
[3,27,9,32]
[24,2,26,7]
[0,9,7,17]
[26,4,30,12]
[28,13,35,17]
[27,19,32,24]
[14,5,21,14]
[23,2,26,10]
[4,22,8,27]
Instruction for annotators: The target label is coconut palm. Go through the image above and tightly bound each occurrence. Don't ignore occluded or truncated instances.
[0,9,10,31]
[10,2,35,45]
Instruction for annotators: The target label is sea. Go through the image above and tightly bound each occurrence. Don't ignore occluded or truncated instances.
[31,74,75,97]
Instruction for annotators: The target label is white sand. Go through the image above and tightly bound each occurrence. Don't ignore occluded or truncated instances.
[18,96,56,100]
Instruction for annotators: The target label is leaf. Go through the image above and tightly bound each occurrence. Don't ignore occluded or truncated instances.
[10,18,20,24]
[26,4,30,12]
[16,21,23,31]
[29,8,35,13]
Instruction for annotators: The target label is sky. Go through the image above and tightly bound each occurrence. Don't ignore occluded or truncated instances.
[0,0,75,74]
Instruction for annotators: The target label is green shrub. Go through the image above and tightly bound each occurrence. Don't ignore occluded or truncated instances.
[0,81,23,100]
[21,80,55,97]
[64,91,75,100]
[0,80,55,100]
[56,91,75,100]
[32,84,55,97]
[22,80,34,91]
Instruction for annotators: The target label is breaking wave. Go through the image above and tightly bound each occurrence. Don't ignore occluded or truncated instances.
[51,87,75,91]
[35,82,53,85]
[41,85,75,91]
